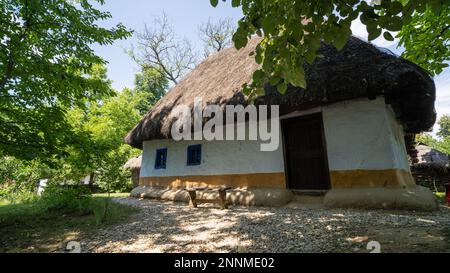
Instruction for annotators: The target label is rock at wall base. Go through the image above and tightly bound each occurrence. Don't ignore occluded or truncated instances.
[130,186,190,202]
[130,186,293,207]
[323,186,439,211]
[228,188,293,207]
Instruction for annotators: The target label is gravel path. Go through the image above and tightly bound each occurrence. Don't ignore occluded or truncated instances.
[83,198,450,253]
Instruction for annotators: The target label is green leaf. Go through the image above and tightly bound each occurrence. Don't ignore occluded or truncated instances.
[232,30,248,49]
[305,49,316,64]
[252,70,265,83]
[383,31,395,41]
[269,76,281,85]
[231,0,241,8]
[210,0,219,7]
[255,51,263,64]
[368,27,382,41]
[289,67,306,88]
[242,84,251,95]
[389,1,403,15]
[430,1,442,15]
[261,16,276,34]
[277,82,288,94]
[386,16,403,31]
[334,28,351,50]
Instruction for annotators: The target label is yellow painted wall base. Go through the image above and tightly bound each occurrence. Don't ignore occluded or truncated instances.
[330,169,415,188]
[139,169,415,189]
[139,172,286,189]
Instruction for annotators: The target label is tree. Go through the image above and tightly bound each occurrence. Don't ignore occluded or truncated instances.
[1,59,167,194]
[210,0,450,98]
[0,0,131,160]
[57,87,144,191]
[399,5,450,75]
[134,67,169,114]
[198,17,236,57]
[416,115,450,155]
[0,155,50,202]
[437,114,450,139]
[417,133,450,156]
[132,13,197,85]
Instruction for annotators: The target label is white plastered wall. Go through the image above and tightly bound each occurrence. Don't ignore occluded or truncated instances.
[140,127,285,178]
[321,97,410,172]
[140,97,411,179]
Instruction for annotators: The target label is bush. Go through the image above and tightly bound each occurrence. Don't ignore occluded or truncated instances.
[93,147,135,193]
[0,187,38,204]
[39,185,93,215]
[1,156,51,188]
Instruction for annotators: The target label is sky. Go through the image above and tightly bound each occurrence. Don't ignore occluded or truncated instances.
[92,0,449,134]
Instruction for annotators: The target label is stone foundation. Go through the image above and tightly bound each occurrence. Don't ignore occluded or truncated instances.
[130,185,439,211]
[323,186,439,211]
[130,186,294,207]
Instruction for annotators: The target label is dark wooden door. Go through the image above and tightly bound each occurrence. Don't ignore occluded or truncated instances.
[282,113,330,190]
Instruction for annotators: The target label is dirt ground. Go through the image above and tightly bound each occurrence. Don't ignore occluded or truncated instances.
[81,198,450,253]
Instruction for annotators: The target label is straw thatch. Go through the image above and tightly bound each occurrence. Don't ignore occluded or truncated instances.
[123,155,142,170]
[411,161,450,192]
[125,36,436,149]
[415,143,450,164]
[411,162,450,174]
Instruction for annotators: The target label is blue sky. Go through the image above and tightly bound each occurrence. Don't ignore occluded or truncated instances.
[92,0,242,91]
[92,0,449,133]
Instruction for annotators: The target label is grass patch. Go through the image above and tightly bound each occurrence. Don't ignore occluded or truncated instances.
[435,192,446,205]
[92,192,130,198]
[0,195,137,253]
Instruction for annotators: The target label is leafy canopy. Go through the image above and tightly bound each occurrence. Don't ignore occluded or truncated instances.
[1,66,168,194]
[417,114,450,155]
[50,66,168,192]
[210,0,450,98]
[437,114,450,139]
[399,4,450,75]
[54,87,146,191]
[134,67,168,115]
[0,0,131,160]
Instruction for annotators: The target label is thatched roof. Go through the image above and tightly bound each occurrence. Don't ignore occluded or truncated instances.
[411,162,450,175]
[123,155,142,170]
[125,36,436,149]
[415,143,449,164]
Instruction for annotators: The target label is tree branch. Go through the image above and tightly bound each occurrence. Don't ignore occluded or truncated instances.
[132,13,197,85]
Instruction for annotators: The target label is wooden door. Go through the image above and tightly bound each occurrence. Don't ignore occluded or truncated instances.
[282,113,330,190]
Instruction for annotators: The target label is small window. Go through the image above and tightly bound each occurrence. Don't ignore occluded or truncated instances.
[187,144,202,166]
[154,148,167,169]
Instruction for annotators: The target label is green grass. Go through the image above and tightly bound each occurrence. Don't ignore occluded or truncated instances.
[431,192,450,247]
[0,195,137,253]
[435,192,446,205]
[92,192,130,198]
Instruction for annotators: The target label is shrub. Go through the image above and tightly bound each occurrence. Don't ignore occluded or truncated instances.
[93,147,135,193]
[0,155,52,204]
[39,185,93,215]
[0,187,38,204]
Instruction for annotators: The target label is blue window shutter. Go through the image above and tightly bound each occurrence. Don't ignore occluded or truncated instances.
[155,148,167,169]
[187,144,202,165]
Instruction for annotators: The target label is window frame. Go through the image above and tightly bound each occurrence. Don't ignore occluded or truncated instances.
[154,148,168,169]
[187,144,202,166]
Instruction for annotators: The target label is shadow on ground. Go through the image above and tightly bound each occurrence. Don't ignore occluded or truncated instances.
[82,198,450,253]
